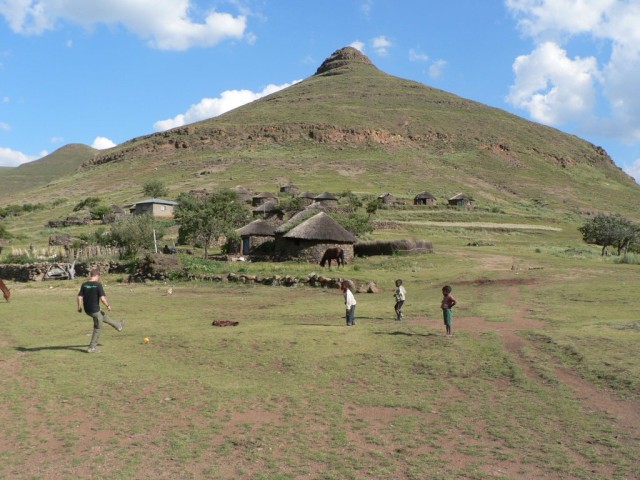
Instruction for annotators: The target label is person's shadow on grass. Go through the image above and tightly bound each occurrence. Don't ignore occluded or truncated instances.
[16,345,88,353]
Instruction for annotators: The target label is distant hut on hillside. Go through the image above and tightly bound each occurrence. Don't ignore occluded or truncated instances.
[313,192,339,208]
[448,193,475,207]
[252,201,284,222]
[236,219,276,255]
[233,186,253,203]
[275,211,356,262]
[102,204,127,224]
[297,192,316,206]
[126,198,178,218]
[252,192,278,207]
[378,193,395,205]
[414,191,437,205]
[279,183,299,194]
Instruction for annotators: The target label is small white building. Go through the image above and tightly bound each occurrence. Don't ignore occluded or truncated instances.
[126,199,178,218]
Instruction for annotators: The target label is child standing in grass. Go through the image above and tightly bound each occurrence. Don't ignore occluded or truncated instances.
[341,281,357,326]
[394,279,406,321]
[441,285,457,336]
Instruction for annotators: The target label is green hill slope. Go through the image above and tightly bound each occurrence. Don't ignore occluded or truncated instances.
[0,144,96,198]
[3,47,639,219]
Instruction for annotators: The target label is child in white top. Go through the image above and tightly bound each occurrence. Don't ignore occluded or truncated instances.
[341,281,357,326]
[394,279,406,321]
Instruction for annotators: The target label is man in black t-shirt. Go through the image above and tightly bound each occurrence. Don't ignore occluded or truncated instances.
[77,269,124,353]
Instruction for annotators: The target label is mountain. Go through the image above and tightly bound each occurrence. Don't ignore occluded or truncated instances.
[2,47,639,218]
[0,144,96,198]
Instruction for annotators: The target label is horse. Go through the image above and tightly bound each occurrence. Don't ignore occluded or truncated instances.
[0,279,10,302]
[320,247,345,270]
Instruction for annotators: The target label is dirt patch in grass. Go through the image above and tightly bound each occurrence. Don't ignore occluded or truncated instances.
[460,285,640,454]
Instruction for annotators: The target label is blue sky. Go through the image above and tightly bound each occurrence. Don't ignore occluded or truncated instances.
[1,0,639,183]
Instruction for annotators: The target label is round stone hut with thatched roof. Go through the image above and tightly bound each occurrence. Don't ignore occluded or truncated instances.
[252,201,284,222]
[236,219,276,255]
[297,191,316,206]
[313,192,339,207]
[252,192,278,207]
[275,211,356,262]
[414,191,437,205]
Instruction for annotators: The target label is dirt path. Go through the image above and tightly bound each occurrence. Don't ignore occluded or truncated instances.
[455,285,640,439]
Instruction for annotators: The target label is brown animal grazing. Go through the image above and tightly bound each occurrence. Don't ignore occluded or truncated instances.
[0,279,10,302]
[320,247,345,270]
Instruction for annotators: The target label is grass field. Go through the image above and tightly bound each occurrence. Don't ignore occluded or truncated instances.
[1,223,639,480]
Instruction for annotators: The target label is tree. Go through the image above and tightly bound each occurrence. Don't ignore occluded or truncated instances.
[110,214,163,258]
[333,212,374,237]
[73,197,101,212]
[366,198,383,218]
[174,190,249,258]
[578,214,640,256]
[340,191,363,213]
[90,204,112,221]
[143,180,169,198]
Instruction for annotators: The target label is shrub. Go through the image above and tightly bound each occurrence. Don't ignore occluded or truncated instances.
[143,180,169,198]
[613,253,640,265]
[355,239,434,256]
[2,254,38,264]
[90,204,112,221]
[74,197,101,212]
[0,222,12,240]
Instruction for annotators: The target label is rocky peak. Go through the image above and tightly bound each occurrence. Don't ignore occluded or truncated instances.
[314,46,375,75]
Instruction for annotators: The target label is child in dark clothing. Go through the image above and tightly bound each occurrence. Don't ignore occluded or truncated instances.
[441,285,457,336]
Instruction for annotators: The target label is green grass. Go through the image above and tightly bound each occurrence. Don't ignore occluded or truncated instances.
[1,234,639,478]
[1,51,639,477]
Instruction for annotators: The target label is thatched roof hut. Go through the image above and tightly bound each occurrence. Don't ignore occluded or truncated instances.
[414,191,437,205]
[236,219,276,255]
[279,183,299,194]
[297,191,316,206]
[252,201,284,222]
[377,192,395,204]
[233,185,253,203]
[313,192,339,207]
[448,193,475,207]
[252,192,278,207]
[276,212,356,262]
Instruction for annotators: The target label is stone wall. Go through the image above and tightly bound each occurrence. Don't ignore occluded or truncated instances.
[181,272,378,293]
[0,257,379,294]
[276,240,354,263]
[0,261,127,282]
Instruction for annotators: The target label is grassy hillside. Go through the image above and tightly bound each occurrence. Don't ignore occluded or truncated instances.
[0,144,96,197]
[1,49,639,480]
[1,47,639,250]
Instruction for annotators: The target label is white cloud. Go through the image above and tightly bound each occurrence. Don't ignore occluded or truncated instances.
[154,80,302,131]
[372,35,391,56]
[624,158,640,183]
[506,41,599,125]
[0,122,11,131]
[428,59,447,79]
[361,1,373,18]
[506,0,640,142]
[0,0,247,50]
[506,0,617,38]
[91,136,117,149]
[350,40,365,53]
[409,48,428,62]
[0,146,39,167]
